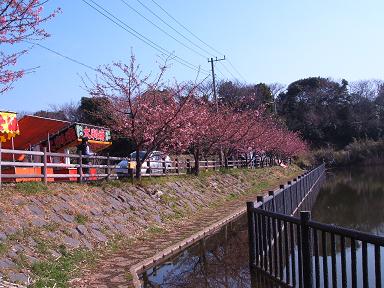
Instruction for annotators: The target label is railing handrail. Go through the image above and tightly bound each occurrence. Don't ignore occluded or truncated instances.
[247,163,384,288]
[251,207,302,224]
[308,219,384,246]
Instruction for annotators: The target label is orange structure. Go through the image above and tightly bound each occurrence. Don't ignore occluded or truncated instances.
[2,115,112,182]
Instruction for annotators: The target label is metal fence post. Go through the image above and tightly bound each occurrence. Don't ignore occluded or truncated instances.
[288,181,292,214]
[257,196,264,208]
[43,147,48,184]
[247,201,257,268]
[280,184,286,214]
[300,211,313,288]
[269,191,275,212]
[298,175,301,201]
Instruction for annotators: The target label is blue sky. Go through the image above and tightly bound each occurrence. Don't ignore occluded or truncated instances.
[3,0,384,113]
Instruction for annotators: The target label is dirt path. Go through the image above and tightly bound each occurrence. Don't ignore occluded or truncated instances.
[71,172,300,288]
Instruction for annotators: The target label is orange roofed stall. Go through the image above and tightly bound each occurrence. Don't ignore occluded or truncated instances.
[2,115,112,182]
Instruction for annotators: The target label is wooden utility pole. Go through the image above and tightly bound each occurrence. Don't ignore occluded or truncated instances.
[208,56,225,111]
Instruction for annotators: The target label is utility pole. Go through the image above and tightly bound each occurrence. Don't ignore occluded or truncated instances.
[208,56,225,112]
[209,56,225,165]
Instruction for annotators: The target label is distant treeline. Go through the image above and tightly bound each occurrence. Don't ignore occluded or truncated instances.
[313,139,384,167]
[217,77,384,149]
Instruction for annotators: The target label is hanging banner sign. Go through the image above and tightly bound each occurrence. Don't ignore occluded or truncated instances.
[0,111,20,142]
[75,124,111,142]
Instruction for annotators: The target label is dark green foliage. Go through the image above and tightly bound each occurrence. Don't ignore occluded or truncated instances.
[78,97,135,156]
[278,77,384,148]
[78,97,111,126]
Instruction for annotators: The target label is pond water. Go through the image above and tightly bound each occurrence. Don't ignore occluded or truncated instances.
[311,165,384,234]
[141,165,384,287]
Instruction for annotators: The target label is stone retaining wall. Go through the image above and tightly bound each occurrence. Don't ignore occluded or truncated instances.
[0,166,301,286]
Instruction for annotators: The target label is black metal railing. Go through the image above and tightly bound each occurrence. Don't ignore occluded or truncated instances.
[247,163,384,288]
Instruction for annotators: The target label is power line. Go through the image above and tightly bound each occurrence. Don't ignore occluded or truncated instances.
[82,0,205,73]
[132,0,214,57]
[149,0,224,57]
[147,0,247,83]
[219,61,238,80]
[215,66,227,79]
[227,59,247,82]
[81,0,209,75]
[119,0,208,59]
[24,40,98,72]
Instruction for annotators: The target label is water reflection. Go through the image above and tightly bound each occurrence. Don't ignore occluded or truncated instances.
[142,217,257,287]
[141,166,384,287]
[311,165,384,234]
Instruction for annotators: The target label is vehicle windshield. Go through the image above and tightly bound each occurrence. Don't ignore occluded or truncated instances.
[130,151,147,160]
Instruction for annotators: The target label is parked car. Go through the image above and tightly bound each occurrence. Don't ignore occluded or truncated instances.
[116,151,172,178]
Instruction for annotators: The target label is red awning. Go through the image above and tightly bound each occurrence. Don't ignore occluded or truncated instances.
[3,115,70,150]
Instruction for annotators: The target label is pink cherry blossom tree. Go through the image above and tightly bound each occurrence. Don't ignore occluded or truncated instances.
[87,55,200,179]
[0,0,59,93]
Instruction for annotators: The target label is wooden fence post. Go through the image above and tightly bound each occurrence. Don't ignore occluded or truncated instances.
[175,158,179,174]
[300,211,313,288]
[162,157,166,174]
[186,159,191,174]
[148,159,151,176]
[43,147,48,184]
[78,154,83,183]
[106,153,111,181]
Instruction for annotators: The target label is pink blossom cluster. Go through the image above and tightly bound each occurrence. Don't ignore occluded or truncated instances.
[0,0,60,93]
[90,58,308,177]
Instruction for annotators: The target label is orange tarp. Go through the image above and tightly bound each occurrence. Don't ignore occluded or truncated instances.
[2,115,70,150]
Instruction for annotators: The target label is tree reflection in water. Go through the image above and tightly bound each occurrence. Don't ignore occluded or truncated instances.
[142,216,282,287]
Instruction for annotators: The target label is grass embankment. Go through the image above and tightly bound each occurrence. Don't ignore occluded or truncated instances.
[2,165,302,287]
